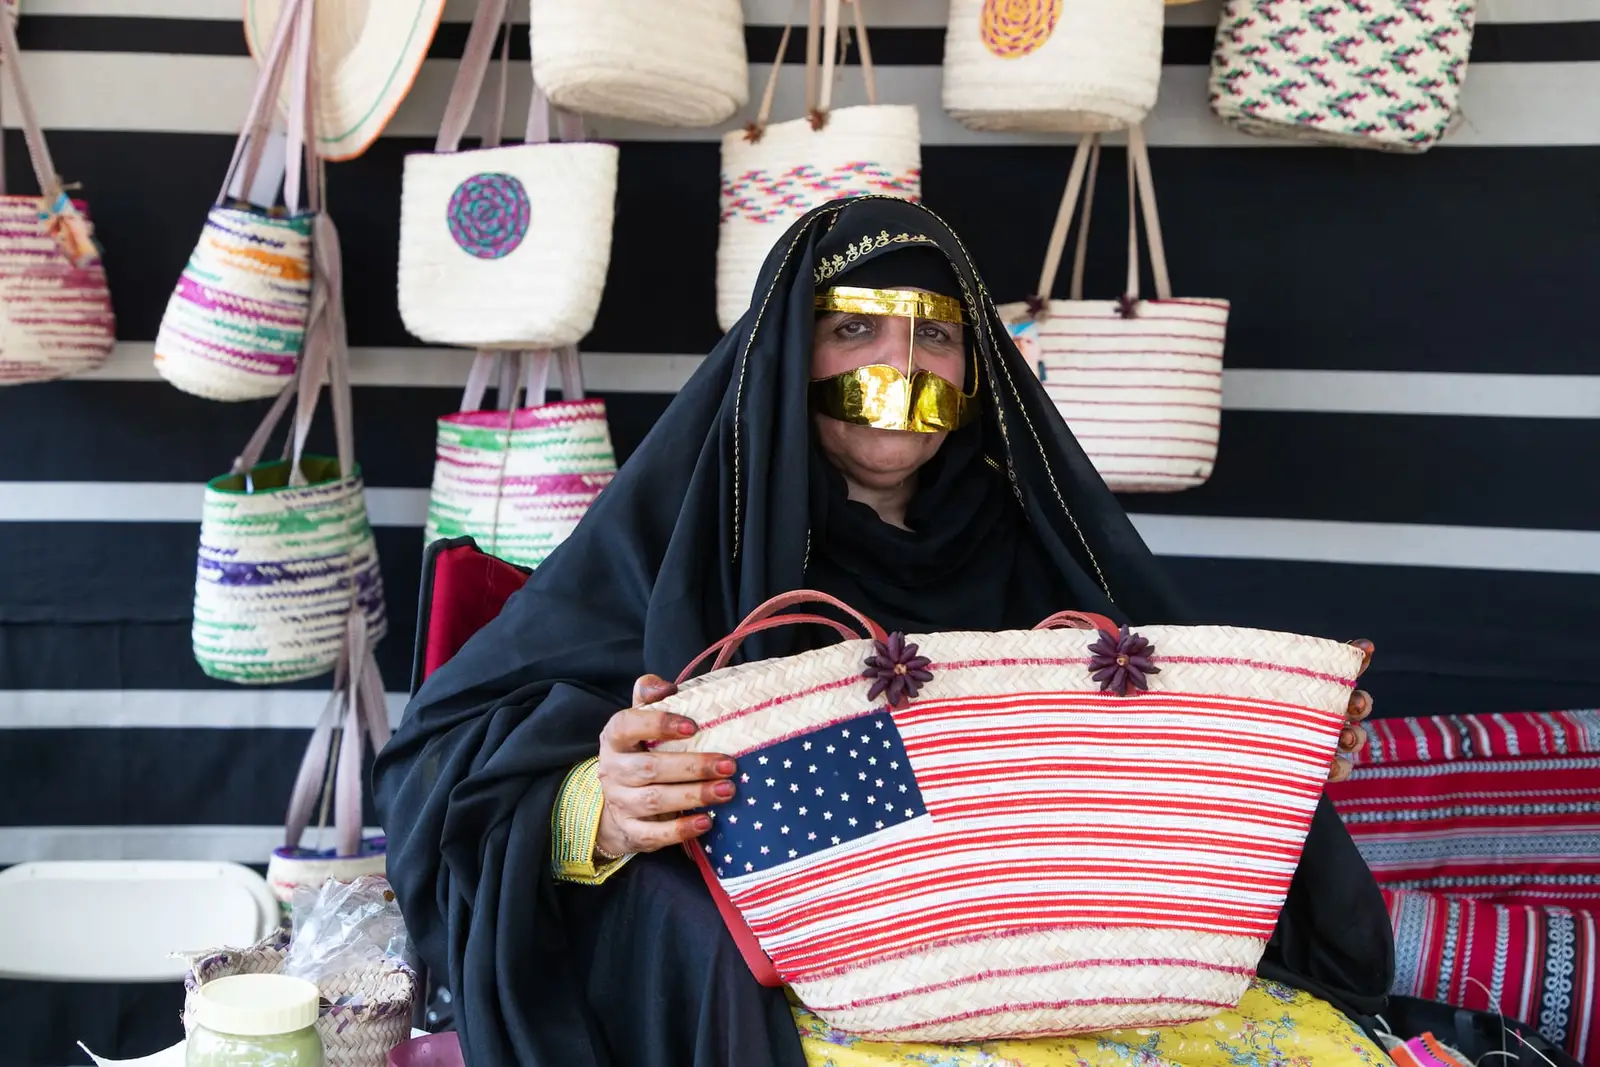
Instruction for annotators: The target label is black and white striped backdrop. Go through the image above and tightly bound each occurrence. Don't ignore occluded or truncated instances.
[1,0,1597,1060]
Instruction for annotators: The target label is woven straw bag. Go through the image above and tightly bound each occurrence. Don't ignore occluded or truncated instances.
[942,0,1165,133]
[399,0,617,351]
[424,348,616,569]
[654,590,1364,1041]
[0,10,116,387]
[154,0,318,401]
[718,0,920,332]
[192,22,386,687]
[183,930,416,1067]
[997,129,1229,493]
[529,0,748,126]
[1210,0,1476,153]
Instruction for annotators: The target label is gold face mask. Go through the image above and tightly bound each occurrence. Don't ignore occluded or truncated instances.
[808,286,978,433]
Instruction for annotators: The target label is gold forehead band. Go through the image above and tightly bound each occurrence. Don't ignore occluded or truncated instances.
[814,286,967,325]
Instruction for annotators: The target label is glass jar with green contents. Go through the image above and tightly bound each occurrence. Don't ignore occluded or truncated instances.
[187,973,325,1067]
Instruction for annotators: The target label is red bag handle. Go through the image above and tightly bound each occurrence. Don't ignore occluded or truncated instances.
[1035,610,1121,633]
[674,590,888,685]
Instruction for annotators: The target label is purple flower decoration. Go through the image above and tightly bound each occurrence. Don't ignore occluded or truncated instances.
[863,632,933,709]
[1087,626,1159,696]
[1025,293,1048,318]
[1115,293,1139,319]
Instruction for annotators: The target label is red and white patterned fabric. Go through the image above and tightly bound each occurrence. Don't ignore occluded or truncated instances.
[1329,709,1600,1065]
[656,592,1362,1042]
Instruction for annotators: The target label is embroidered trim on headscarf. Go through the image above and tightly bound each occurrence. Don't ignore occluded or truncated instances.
[813,231,937,285]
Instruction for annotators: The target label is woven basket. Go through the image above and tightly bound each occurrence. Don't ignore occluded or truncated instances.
[942,0,1165,133]
[399,0,617,350]
[0,8,116,387]
[717,0,920,332]
[997,129,1229,493]
[530,0,748,126]
[193,457,387,685]
[424,349,616,568]
[183,931,416,1067]
[654,590,1362,1042]
[154,0,318,400]
[1210,0,1476,153]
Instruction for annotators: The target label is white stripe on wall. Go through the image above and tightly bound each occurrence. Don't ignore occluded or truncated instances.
[7,53,1595,147]
[0,825,384,864]
[87,344,1600,419]
[24,0,1593,25]
[88,342,708,394]
[0,689,408,729]
[4,481,1599,573]
[1133,514,1600,574]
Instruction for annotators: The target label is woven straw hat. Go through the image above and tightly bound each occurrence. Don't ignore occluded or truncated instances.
[243,0,445,162]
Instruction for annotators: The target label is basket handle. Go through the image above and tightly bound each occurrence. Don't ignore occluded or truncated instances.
[675,590,888,684]
[221,0,314,212]
[817,0,877,116]
[1034,610,1120,633]
[1030,126,1171,313]
[458,347,585,413]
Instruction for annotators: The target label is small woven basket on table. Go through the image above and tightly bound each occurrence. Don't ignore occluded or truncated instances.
[181,930,417,1067]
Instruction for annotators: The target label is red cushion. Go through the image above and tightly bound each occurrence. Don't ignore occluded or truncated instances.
[417,540,531,685]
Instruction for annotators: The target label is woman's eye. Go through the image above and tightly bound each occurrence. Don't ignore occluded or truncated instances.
[918,324,954,343]
[836,319,872,338]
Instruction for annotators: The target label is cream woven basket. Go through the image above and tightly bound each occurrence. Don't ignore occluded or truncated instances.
[997,128,1229,493]
[943,0,1166,133]
[399,0,617,350]
[529,0,748,126]
[718,0,920,332]
[1210,0,1476,153]
[655,591,1362,1042]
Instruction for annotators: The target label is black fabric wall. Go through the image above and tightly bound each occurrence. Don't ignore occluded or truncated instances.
[2,0,1597,1062]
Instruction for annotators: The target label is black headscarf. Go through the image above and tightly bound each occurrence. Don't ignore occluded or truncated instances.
[374,197,1393,1066]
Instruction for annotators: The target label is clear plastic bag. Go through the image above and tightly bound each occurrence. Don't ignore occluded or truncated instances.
[282,874,410,985]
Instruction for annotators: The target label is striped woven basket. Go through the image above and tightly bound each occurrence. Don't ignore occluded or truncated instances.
[654,591,1364,1042]
[0,9,116,386]
[997,129,1229,493]
[154,207,313,401]
[943,0,1165,133]
[717,0,920,332]
[154,0,317,401]
[194,455,387,685]
[182,930,416,1067]
[530,0,748,126]
[424,349,616,569]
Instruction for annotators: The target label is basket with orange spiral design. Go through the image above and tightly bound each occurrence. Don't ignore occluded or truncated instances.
[943,0,1165,132]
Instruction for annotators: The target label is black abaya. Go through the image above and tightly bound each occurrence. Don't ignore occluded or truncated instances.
[374,197,1394,1067]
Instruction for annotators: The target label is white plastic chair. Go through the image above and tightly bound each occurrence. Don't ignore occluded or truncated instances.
[0,860,280,982]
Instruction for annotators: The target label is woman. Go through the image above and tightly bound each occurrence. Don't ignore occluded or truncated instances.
[375,197,1395,1067]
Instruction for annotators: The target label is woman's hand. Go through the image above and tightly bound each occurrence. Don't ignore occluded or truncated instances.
[1329,639,1375,784]
[594,674,738,859]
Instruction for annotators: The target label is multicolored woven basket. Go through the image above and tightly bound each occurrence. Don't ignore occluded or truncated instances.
[655,591,1362,1042]
[154,207,313,400]
[1210,0,1477,153]
[717,0,920,332]
[0,8,116,386]
[194,455,387,685]
[154,0,317,400]
[424,349,616,569]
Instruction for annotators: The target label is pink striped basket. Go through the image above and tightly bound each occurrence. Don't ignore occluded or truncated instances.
[998,127,1229,494]
[653,591,1362,1042]
[424,349,615,568]
[0,10,116,387]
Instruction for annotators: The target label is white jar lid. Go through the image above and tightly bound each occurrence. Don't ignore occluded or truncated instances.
[195,974,320,1037]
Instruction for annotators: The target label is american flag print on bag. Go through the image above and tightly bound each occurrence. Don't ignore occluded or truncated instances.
[654,592,1363,1043]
